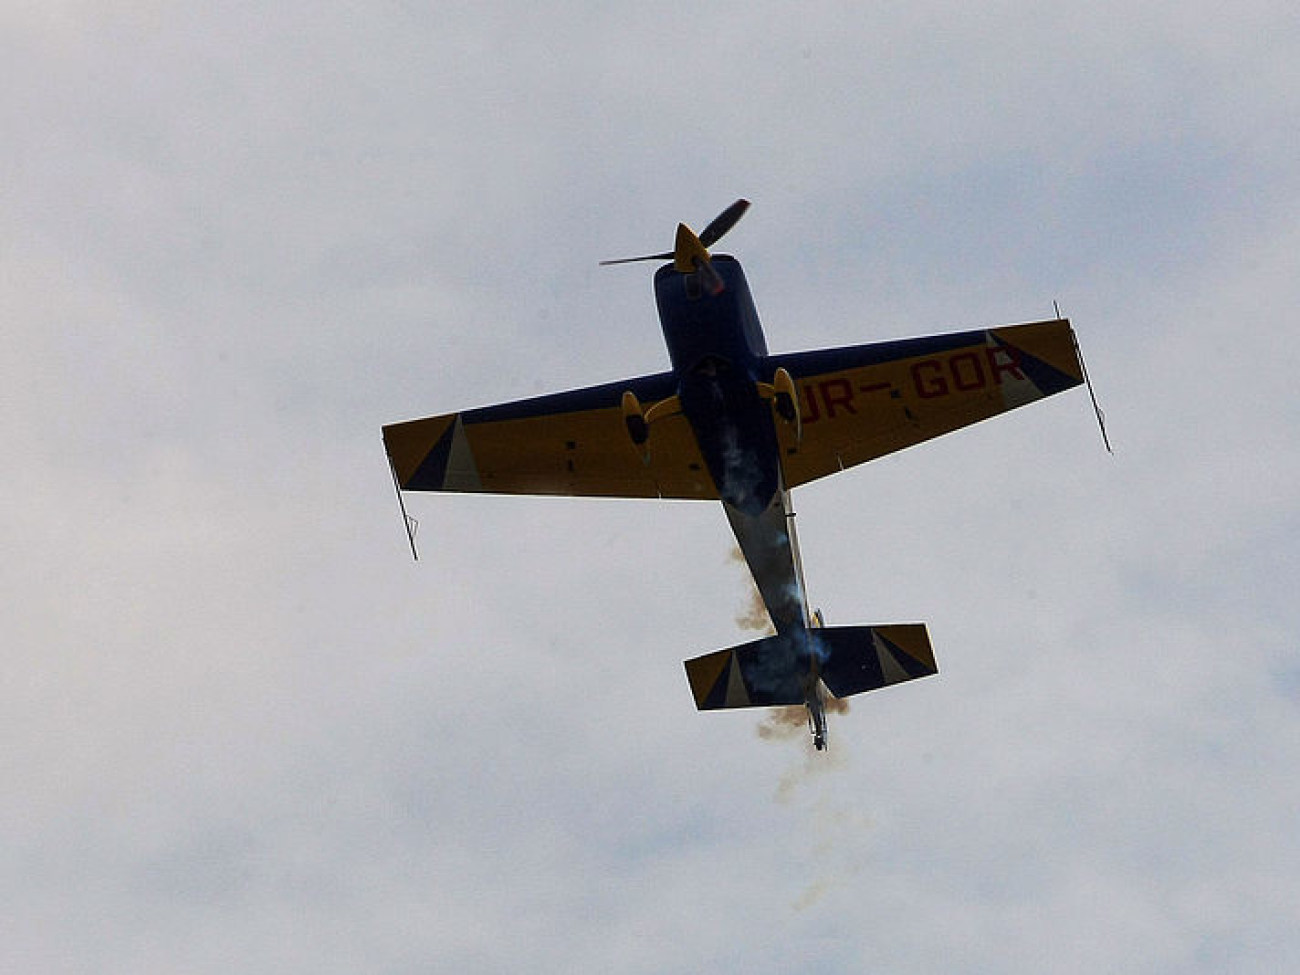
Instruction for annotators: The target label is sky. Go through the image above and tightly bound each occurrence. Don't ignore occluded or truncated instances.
[4,2,1299,972]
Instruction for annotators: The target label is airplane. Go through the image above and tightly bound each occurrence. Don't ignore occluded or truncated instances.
[382,200,1097,751]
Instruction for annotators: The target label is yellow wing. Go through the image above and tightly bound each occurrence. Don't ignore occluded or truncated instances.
[383,371,718,500]
[769,319,1084,489]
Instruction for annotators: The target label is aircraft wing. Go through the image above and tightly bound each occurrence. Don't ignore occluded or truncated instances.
[383,371,718,500]
[769,318,1084,489]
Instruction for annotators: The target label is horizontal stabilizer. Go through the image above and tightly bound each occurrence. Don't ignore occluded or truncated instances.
[684,623,936,711]
[816,623,936,698]
[685,632,809,710]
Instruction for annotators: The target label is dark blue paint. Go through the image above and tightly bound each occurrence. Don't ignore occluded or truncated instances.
[654,258,779,515]
[462,371,679,425]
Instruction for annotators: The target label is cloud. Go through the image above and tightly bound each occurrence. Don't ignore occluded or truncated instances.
[5,3,1300,972]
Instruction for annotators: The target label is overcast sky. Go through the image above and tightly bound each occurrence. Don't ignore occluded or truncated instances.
[5,3,1299,972]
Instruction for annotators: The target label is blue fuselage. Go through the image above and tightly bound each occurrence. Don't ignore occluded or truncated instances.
[654,257,782,518]
[653,257,814,644]
[654,256,823,738]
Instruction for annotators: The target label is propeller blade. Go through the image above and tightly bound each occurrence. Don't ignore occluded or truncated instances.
[697,198,750,248]
[599,251,673,266]
[696,257,726,296]
[600,199,749,269]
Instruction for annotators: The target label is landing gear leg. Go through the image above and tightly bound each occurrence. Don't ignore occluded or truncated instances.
[807,693,828,752]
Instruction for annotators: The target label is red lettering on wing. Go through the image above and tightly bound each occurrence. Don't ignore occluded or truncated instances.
[948,351,986,391]
[801,384,822,424]
[913,343,1028,400]
[912,359,948,398]
[987,344,1025,382]
[819,378,856,418]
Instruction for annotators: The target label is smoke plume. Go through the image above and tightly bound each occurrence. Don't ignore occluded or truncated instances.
[756,695,849,742]
[729,545,775,635]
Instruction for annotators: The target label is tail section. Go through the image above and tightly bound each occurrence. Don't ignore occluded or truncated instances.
[684,623,936,711]
[816,623,936,698]
[685,631,810,710]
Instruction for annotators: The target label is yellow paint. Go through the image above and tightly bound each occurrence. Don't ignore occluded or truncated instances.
[672,222,711,273]
[779,320,1082,489]
[684,650,731,708]
[382,414,456,487]
[385,405,719,500]
[874,624,936,672]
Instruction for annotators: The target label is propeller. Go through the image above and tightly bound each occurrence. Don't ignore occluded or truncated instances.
[697,198,750,248]
[600,199,750,295]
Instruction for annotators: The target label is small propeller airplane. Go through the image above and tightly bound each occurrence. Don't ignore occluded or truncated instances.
[383,200,1095,751]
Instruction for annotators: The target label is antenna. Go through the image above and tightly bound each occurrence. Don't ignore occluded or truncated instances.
[1057,300,1113,455]
[388,461,420,561]
[1079,342,1113,454]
